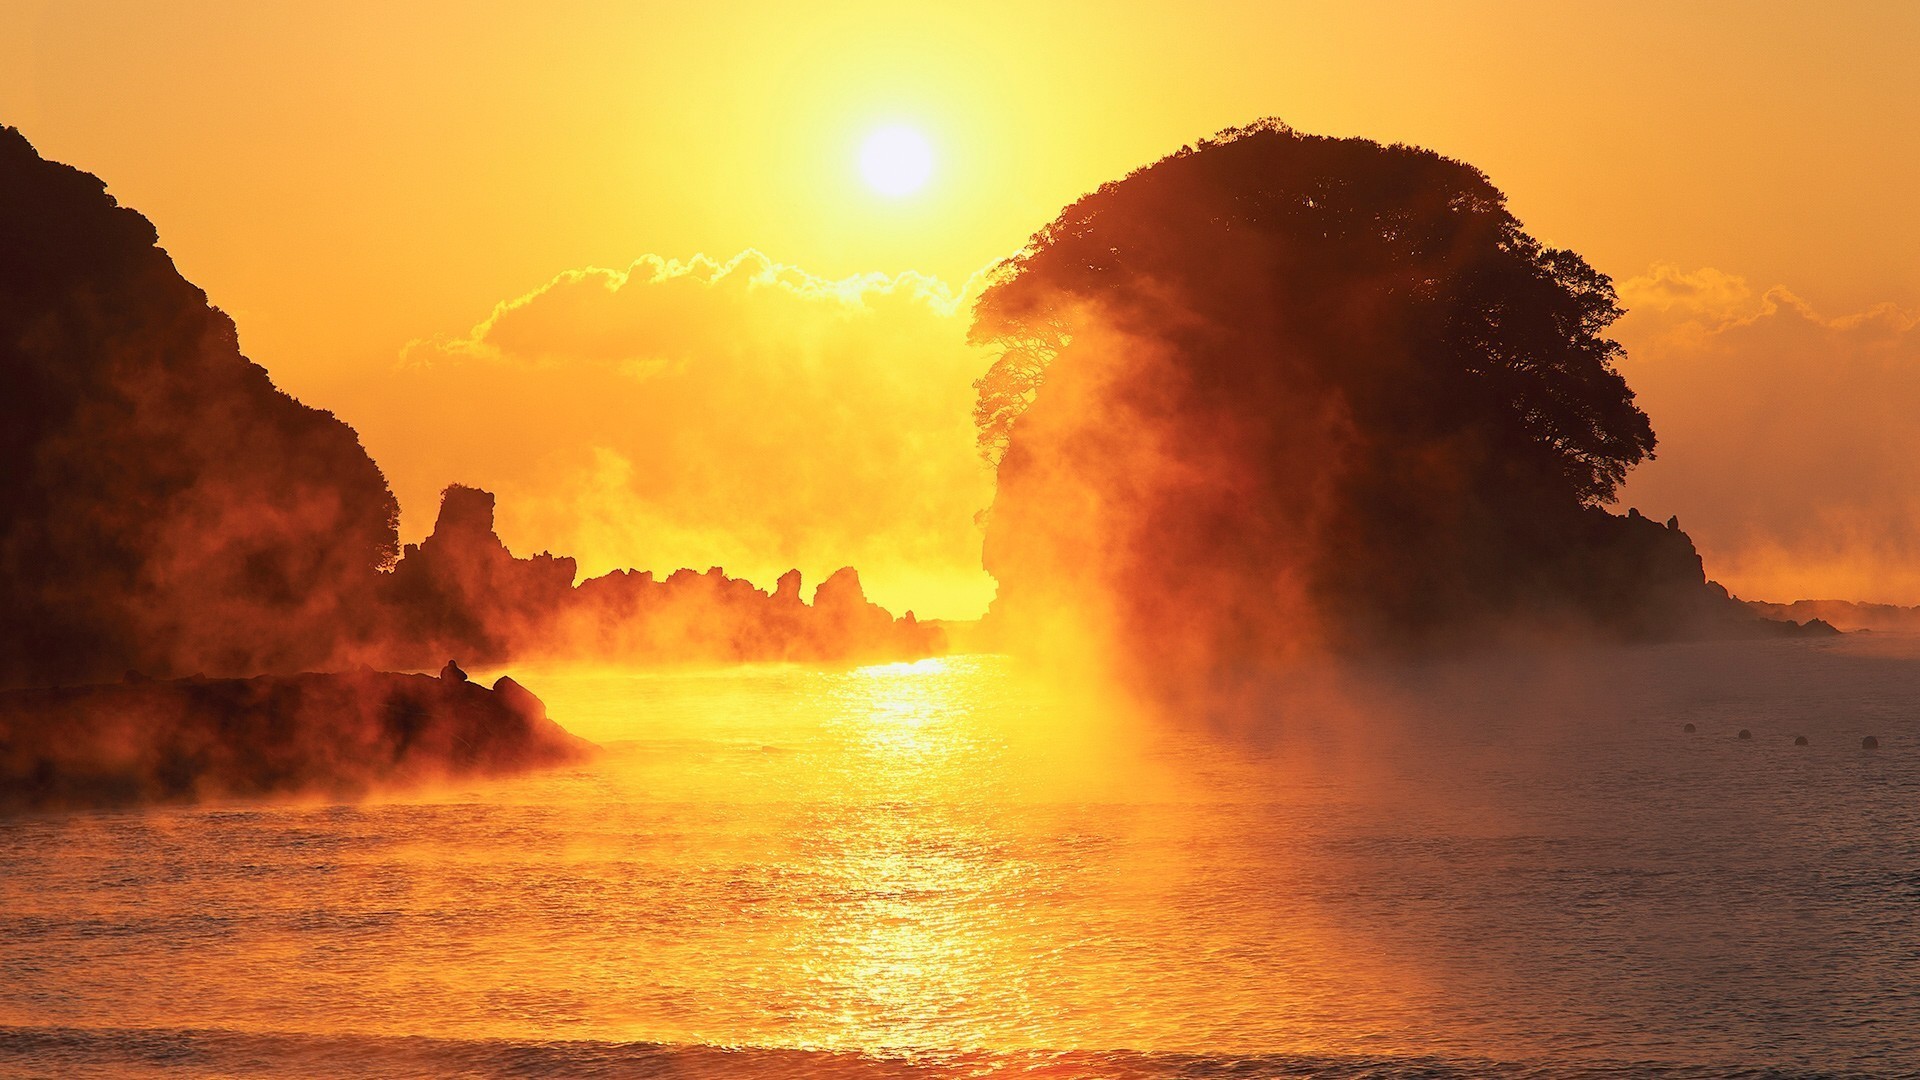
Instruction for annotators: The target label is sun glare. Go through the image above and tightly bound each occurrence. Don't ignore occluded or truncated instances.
[858,125,934,197]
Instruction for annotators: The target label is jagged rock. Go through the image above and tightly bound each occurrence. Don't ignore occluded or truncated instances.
[1743,600,1918,634]
[491,675,544,719]
[0,669,595,811]
[774,569,804,605]
[375,485,579,665]
[0,124,941,684]
[814,566,869,610]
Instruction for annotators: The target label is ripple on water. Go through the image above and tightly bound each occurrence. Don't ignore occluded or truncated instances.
[1,645,1917,1074]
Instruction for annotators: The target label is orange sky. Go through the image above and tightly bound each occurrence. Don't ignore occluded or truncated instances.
[4,2,1917,616]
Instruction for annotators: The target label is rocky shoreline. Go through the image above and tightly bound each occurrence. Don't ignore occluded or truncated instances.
[0,667,595,812]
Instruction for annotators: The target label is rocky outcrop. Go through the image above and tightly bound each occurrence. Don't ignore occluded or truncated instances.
[0,126,401,689]
[0,668,595,812]
[1560,508,1832,641]
[1744,598,1920,634]
[375,485,578,664]
[364,485,944,667]
[1,126,938,687]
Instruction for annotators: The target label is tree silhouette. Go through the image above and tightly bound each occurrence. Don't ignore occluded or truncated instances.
[972,120,1727,679]
[975,120,1652,497]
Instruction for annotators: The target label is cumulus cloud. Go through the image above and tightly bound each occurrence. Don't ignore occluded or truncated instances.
[1615,264,1920,604]
[375,252,998,619]
[365,246,1920,618]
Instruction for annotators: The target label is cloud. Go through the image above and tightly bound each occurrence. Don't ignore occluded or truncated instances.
[1615,265,1920,603]
[420,251,974,366]
[366,248,1920,619]
[376,251,999,619]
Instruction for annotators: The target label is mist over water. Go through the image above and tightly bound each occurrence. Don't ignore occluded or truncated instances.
[4,640,1916,1077]
[4,22,1915,1080]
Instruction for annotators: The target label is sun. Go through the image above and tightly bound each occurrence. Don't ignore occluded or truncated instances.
[858,125,934,197]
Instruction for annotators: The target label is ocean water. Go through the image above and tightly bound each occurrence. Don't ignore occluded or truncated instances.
[2,638,1918,1078]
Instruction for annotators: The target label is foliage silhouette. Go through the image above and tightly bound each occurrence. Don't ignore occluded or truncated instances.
[973,120,1771,681]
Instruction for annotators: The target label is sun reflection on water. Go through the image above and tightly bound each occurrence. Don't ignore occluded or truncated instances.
[16,648,1909,1070]
[795,655,1024,1050]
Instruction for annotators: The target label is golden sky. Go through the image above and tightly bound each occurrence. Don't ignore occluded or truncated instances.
[4,1,1917,615]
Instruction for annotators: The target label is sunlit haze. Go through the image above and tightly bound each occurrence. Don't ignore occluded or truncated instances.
[4,6,1920,1077]
[5,2,1914,613]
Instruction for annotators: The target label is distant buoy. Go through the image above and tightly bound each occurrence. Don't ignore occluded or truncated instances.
[1683,723,1697,733]
[1794,735,1809,746]
[1737,729,1752,740]
[1863,735,1880,750]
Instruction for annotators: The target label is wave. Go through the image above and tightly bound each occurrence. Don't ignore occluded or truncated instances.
[0,1025,1874,1079]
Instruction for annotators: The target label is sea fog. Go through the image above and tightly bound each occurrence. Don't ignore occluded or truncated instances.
[2,634,1916,1078]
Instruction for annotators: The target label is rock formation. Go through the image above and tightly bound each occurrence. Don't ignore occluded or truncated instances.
[0,126,939,685]
[366,485,944,667]
[0,125,400,688]
[0,669,596,811]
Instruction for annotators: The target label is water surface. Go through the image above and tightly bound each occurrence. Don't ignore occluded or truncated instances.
[3,639,1917,1077]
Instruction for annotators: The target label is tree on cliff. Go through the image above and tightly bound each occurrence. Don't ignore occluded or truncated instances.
[0,126,400,686]
[971,120,1715,680]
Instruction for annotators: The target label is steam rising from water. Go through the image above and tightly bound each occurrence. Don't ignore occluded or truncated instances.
[3,644,1916,1075]
[968,123,1766,725]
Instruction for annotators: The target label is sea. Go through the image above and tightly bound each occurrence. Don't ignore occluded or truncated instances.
[2,635,1917,1078]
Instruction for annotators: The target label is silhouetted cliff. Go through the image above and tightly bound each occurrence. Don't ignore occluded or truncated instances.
[0,125,400,687]
[0,668,595,811]
[0,127,938,685]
